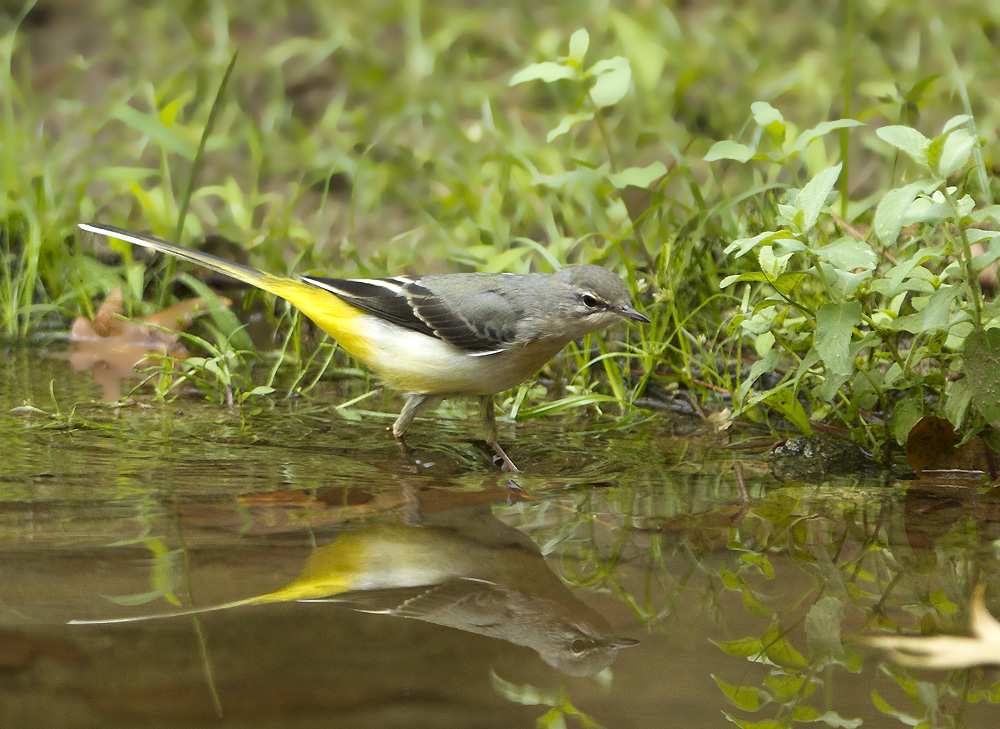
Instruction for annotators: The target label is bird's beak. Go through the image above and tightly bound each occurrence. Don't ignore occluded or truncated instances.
[622,306,651,324]
[610,637,640,649]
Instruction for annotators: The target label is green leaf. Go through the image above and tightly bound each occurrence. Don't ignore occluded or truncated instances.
[713,675,767,712]
[876,125,931,168]
[804,596,846,657]
[712,636,764,658]
[608,161,667,188]
[810,712,862,729]
[788,119,865,156]
[111,103,196,160]
[891,285,962,335]
[510,62,575,86]
[763,631,808,668]
[817,237,876,271]
[873,180,937,246]
[935,128,977,178]
[903,189,973,228]
[751,101,785,145]
[568,28,589,63]
[795,163,842,233]
[760,388,812,434]
[588,56,631,107]
[724,231,783,257]
[944,376,974,429]
[892,392,925,445]
[705,140,755,163]
[962,327,1000,425]
[941,113,973,134]
[814,302,861,376]
[547,111,594,142]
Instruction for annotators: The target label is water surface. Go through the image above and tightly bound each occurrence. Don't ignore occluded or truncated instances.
[2,353,998,728]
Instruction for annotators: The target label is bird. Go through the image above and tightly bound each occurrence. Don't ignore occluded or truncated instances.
[78,223,650,471]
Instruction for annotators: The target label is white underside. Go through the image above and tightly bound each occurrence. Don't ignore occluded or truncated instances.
[356,316,566,396]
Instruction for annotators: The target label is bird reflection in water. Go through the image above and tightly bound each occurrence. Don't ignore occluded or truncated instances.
[71,506,637,677]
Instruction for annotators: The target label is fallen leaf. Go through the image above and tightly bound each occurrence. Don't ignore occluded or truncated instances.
[905,415,993,475]
[862,585,1000,669]
[68,288,228,401]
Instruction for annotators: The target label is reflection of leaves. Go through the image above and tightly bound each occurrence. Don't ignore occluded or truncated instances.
[862,585,1000,668]
[805,597,846,659]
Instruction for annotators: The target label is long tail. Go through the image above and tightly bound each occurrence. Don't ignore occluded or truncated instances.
[78,223,372,360]
[68,595,268,625]
[78,223,288,295]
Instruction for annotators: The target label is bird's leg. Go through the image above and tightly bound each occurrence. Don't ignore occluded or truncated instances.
[393,393,430,455]
[480,395,520,473]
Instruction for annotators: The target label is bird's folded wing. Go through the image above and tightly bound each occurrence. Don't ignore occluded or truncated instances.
[302,275,520,353]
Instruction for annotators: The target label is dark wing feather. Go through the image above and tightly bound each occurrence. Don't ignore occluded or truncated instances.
[301,275,516,352]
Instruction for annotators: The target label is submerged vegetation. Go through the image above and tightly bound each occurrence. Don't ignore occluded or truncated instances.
[3,0,1000,462]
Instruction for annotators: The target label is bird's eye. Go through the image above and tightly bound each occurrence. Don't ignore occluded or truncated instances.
[581,294,599,308]
[571,638,589,654]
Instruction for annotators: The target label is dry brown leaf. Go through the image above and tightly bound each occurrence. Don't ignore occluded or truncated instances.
[905,415,992,475]
[68,288,229,401]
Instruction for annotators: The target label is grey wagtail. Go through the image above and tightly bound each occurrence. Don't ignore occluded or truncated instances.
[78,223,650,471]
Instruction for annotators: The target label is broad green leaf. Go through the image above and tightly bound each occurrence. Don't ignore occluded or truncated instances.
[547,111,594,142]
[510,62,575,86]
[890,285,961,335]
[941,113,973,134]
[712,636,764,658]
[758,245,792,278]
[795,163,841,233]
[737,349,782,402]
[935,128,977,178]
[772,239,806,257]
[805,596,846,657]
[944,376,974,429]
[892,391,924,445]
[817,263,872,299]
[763,632,808,668]
[872,180,937,246]
[608,161,667,189]
[876,125,931,168]
[788,119,865,156]
[811,712,862,729]
[903,189,973,228]
[815,302,861,376]
[588,56,631,107]
[713,675,767,712]
[817,237,876,271]
[751,101,785,145]
[962,327,1000,424]
[724,230,782,257]
[760,388,811,434]
[567,28,589,63]
[705,140,755,163]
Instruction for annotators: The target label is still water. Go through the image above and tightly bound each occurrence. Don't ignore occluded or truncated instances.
[2,353,999,728]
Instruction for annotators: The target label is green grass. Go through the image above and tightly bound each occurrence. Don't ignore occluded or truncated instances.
[3,0,1000,451]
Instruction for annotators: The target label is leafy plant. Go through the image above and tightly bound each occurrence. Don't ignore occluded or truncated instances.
[714,105,999,460]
